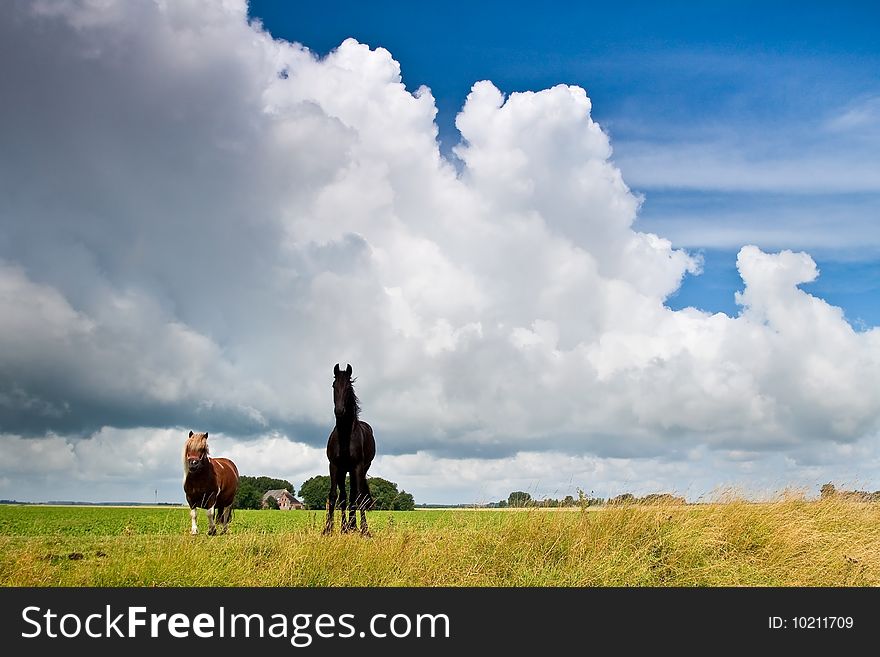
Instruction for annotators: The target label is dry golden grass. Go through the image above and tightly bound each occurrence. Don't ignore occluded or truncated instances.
[1,494,879,586]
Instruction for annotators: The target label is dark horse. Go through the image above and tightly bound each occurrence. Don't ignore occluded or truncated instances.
[323,363,376,536]
[183,431,240,535]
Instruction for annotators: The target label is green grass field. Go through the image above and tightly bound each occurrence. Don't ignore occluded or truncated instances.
[2,497,879,586]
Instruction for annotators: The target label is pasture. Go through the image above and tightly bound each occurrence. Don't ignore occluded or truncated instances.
[2,497,880,586]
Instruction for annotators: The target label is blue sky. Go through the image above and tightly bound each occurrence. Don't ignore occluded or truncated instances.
[249,0,880,325]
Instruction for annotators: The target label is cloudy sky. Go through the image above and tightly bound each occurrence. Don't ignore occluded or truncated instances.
[1,0,879,505]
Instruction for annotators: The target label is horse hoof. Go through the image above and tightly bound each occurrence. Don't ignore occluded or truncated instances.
[190,529,198,535]
[207,528,217,536]
[322,527,333,536]
[361,530,372,538]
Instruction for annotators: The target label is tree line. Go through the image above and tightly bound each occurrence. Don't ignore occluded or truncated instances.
[489,490,605,508]
[234,474,415,511]
[299,475,415,511]
[820,483,880,502]
[489,490,686,508]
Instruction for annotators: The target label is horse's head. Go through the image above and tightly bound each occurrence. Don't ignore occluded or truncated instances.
[332,363,355,418]
[184,430,209,474]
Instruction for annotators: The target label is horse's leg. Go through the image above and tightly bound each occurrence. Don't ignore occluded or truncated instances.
[347,471,358,532]
[207,504,217,536]
[216,505,227,534]
[355,465,372,537]
[339,472,351,533]
[323,463,338,535]
[189,506,199,535]
[222,506,233,534]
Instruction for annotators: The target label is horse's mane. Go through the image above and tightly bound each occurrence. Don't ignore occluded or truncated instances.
[347,377,361,418]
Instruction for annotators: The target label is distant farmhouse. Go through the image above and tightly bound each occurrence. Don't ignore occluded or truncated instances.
[261,489,304,510]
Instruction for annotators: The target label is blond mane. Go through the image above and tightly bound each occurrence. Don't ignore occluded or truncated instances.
[183,431,209,474]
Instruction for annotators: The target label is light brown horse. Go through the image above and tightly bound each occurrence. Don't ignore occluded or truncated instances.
[183,430,239,535]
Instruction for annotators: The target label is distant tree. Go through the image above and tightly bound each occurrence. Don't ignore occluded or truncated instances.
[640,493,686,505]
[234,482,263,510]
[823,484,880,502]
[299,475,333,510]
[609,493,635,505]
[298,474,416,510]
[576,488,605,507]
[265,495,280,510]
[391,490,415,511]
[251,476,295,493]
[497,499,508,508]
[563,495,576,507]
[508,491,532,508]
[367,477,399,510]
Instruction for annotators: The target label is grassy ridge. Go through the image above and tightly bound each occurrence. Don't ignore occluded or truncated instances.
[1,497,879,586]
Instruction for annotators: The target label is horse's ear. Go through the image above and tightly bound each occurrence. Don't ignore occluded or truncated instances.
[189,430,193,438]
[345,363,352,376]
[204,432,208,439]
[334,363,340,377]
